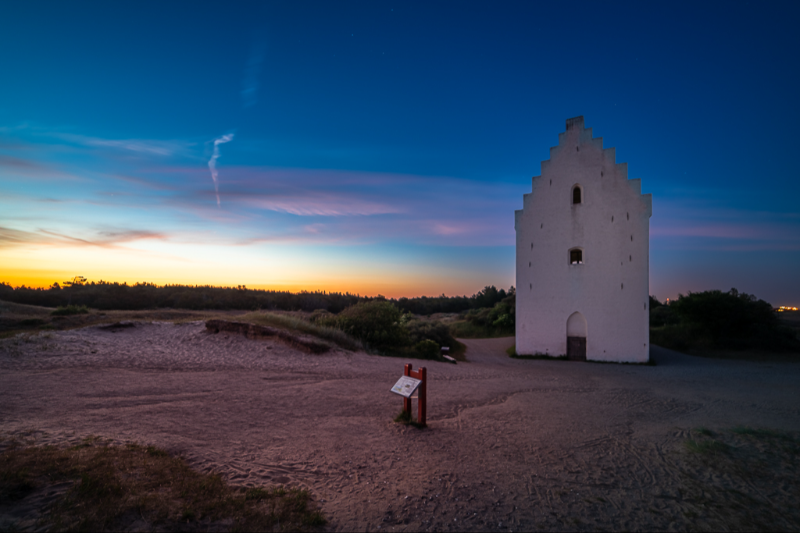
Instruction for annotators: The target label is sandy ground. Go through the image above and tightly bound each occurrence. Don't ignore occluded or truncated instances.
[1,321,799,531]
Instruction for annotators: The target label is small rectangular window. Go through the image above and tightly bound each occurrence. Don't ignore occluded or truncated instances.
[570,249,583,264]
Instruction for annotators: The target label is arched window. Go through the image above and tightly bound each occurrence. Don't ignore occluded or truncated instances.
[569,248,583,265]
[572,185,582,204]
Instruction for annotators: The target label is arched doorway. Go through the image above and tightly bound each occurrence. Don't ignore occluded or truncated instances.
[566,312,587,361]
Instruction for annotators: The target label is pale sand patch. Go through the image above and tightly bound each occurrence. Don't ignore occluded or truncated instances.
[1,322,799,531]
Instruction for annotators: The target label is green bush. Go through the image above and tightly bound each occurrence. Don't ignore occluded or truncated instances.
[237,311,363,351]
[671,289,771,343]
[406,318,456,348]
[492,312,514,329]
[324,301,409,350]
[650,324,696,352]
[649,305,677,327]
[414,339,440,359]
[453,293,516,338]
[308,309,334,323]
[449,320,495,338]
[650,289,800,352]
[52,305,89,316]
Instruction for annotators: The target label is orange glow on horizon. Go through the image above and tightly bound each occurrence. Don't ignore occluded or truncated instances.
[1,270,489,299]
[1,245,507,299]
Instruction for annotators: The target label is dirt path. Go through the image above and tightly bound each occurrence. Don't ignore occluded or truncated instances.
[2,324,799,531]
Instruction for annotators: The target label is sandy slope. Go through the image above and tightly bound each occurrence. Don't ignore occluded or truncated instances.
[1,322,799,531]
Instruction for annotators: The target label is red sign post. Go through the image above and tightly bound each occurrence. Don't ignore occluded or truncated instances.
[403,363,427,427]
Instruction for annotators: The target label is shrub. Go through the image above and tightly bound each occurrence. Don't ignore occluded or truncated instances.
[649,305,678,327]
[650,288,800,352]
[452,293,516,338]
[406,318,456,348]
[308,309,334,323]
[236,311,363,351]
[492,312,514,329]
[327,301,409,350]
[650,324,695,352]
[414,339,440,359]
[51,305,89,316]
[669,288,798,351]
[649,295,663,309]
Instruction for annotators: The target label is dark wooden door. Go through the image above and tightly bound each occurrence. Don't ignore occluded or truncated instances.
[567,336,586,361]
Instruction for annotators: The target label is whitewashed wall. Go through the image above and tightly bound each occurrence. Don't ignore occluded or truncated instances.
[515,116,652,362]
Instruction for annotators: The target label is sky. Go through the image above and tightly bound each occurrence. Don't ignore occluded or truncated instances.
[1,1,799,304]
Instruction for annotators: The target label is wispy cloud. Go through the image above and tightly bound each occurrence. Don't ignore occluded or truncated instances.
[0,155,40,168]
[208,134,234,207]
[0,154,90,182]
[237,192,402,216]
[55,133,194,157]
[651,199,800,251]
[145,165,521,245]
[1,124,522,248]
[0,226,168,249]
[430,221,473,236]
[651,224,766,239]
[0,226,40,246]
[38,228,168,248]
[303,223,325,234]
[110,173,180,191]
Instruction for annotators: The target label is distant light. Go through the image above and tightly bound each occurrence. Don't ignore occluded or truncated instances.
[777,306,798,312]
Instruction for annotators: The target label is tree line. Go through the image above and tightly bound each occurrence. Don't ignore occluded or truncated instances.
[0,280,513,315]
[649,288,798,352]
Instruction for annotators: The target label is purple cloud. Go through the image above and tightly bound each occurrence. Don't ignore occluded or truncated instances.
[56,133,195,157]
[0,226,169,249]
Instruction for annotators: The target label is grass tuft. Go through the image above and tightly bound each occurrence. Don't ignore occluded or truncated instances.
[393,409,427,429]
[678,427,800,530]
[303,510,328,526]
[238,311,364,351]
[685,438,730,455]
[449,320,513,339]
[52,305,89,316]
[244,487,271,501]
[731,426,795,441]
[0,438,326,531]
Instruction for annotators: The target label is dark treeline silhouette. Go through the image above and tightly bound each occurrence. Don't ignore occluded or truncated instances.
[0,281,513,315]
[395,285,511,315]
[649,288,799,352]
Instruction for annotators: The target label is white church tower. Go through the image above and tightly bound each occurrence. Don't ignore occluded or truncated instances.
[515,116,652,362]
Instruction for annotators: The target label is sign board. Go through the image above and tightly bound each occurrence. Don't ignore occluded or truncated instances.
[391,375,422,398]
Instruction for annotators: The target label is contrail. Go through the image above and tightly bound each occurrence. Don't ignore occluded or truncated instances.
[208,133,234,207]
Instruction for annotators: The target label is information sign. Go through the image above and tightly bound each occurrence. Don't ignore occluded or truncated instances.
[391,375,422,398]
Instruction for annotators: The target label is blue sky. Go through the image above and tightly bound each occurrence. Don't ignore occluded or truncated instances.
[1,1,799,304]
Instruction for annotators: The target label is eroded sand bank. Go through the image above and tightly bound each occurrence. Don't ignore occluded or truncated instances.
[1,322,799,531]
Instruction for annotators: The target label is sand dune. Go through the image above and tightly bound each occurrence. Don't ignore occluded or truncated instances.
[2,322,799,531]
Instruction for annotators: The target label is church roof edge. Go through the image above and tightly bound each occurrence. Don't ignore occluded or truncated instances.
[565,116,584,129]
